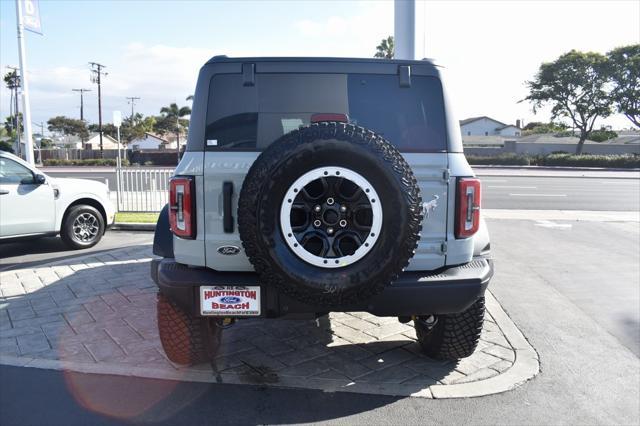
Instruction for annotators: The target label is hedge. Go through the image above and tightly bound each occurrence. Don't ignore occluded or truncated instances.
[466,153,531,166]
[43,158,129,166]
[466,153,639,169]
[536,153,640,168]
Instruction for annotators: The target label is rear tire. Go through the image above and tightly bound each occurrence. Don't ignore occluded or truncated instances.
[60,205,105,250]
[157,292,222,365]
[415,297,485,360]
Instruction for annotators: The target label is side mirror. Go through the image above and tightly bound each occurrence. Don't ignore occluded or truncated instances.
[34,174,47,185]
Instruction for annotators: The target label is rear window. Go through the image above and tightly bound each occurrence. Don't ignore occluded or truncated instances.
[205,73,446,152]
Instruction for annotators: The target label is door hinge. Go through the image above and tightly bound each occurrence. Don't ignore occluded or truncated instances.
[442,169,450,181]
[440,242,448,254]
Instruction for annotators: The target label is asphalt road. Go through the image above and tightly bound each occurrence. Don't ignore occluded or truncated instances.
[0,231,154,272]
[481,176,640,211]
[42,167,640,211]
[1,219,638,425]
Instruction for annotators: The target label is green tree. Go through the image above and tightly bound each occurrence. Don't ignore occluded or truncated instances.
[588,126,618,142]
[88,123,118,139]
[39,138,53,148]
[606,45,640,128]
[120,113,156,144]
[154,103,191,153]
[47,116,89,140]
[524,50,611,154]
[0,141,14,153]
[374,36,394,59]
[4,113,23,136]
[522,121,569,135]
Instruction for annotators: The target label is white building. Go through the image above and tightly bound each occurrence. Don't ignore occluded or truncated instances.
[129,133,171,150]
[81,133,124,150]
[460,116,522,137]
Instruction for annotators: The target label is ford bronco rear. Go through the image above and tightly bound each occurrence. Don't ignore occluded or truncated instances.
[150,56,492,365]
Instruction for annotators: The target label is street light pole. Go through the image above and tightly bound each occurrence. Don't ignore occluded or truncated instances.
[394,0,416,60]
[15,0,35,164]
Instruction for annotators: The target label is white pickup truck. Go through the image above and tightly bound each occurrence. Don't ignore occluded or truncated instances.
[0,151,115,249]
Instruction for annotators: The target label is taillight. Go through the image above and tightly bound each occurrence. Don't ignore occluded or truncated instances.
[455,178,481,239]
[169,176,196,239]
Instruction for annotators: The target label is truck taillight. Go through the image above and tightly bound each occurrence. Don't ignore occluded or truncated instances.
[169,176,196,239]
[455,178,481,239]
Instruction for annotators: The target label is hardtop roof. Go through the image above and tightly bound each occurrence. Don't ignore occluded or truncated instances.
[205,55,441,67]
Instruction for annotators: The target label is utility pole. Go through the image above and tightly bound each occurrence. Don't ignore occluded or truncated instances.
[89,62,107,156]
[72,88,91,121]
[15,0,35,164]
[6,66,21,157]
[126,96,140,121]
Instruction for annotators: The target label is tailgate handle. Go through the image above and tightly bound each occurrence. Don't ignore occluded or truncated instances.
[223,181,234,233]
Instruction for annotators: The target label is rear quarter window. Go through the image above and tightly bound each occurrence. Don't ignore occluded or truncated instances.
[205,72,447,152]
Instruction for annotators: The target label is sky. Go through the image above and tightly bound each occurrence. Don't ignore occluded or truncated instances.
[0,0,639,133]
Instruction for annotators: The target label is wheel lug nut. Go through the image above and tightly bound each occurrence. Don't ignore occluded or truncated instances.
[314,205,321,212]
[339,219,347,227]
[340,205,347,212]
[326,198,335,205]
[313,220,321,227]
[327,227,334,235]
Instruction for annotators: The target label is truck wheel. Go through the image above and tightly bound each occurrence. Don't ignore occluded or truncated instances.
[415,297,485,360]
[157,293,222,365]
[238,122,422,306]
[60,205,105,249]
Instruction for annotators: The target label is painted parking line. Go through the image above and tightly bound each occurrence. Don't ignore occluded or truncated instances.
[509,193,567,197]
[534,220,572,229]
[487,186,537,189]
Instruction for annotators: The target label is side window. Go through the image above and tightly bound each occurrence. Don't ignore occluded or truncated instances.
[206,74,258,150]
[0,158,35,184]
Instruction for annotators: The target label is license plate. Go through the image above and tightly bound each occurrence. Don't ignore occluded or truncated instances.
[200,286,261,316]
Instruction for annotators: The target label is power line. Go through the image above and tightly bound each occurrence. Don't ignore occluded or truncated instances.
[89,62,107,155]
[72,88,91,122]
[126,96,141,121]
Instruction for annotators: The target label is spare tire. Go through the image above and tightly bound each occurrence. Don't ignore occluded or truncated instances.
[238,122,422,306]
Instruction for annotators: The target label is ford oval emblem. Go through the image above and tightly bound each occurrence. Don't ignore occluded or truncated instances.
[220,296,241,304]
[218,245,241,255]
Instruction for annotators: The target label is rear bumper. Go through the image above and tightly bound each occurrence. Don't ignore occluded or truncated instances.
[150,258,493,318]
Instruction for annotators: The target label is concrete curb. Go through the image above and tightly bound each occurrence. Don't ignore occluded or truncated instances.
[483,209,640,222]
[111,222,156,231]
[472,165,640,172]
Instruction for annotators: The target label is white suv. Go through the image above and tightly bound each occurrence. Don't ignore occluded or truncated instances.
[0,151,115,249]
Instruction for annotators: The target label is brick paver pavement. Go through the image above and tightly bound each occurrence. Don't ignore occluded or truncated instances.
[0,246,538,398]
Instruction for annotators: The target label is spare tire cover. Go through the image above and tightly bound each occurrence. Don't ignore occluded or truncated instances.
[238,122,423,306]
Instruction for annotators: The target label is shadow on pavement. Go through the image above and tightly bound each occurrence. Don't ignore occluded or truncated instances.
[0,247,458,424]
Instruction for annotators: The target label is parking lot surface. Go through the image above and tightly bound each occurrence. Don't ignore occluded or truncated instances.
[0,245,537,399]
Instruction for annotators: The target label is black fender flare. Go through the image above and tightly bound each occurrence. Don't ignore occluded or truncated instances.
[153,204,174,258]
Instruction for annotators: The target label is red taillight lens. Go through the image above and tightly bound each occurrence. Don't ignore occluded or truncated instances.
[455,178,481,239]
[310,113,349,123]
[169,176,196,239]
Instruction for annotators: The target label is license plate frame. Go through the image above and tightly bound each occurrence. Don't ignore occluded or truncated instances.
[199,285,261,316]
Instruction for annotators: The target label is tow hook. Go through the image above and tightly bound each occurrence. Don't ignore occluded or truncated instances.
[414,315,438,330]
[215,317,235,329]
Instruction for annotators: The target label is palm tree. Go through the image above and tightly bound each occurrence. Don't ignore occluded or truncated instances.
[374,36,394,59]
[158,103,191,159]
